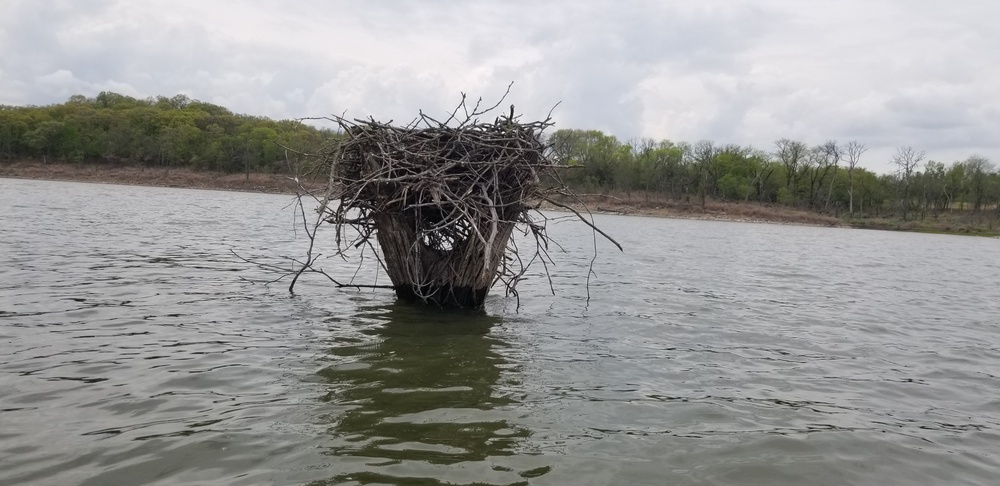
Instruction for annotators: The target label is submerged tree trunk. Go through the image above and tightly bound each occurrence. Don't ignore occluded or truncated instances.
[313,98,623,309]
[374,212,516,308]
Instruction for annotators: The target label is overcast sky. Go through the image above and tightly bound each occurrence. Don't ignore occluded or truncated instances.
[2,0,997,172]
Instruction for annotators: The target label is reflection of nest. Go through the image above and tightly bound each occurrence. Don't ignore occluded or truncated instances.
[317,98,619,308]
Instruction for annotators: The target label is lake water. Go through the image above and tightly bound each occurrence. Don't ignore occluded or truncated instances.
[1,178,999,485]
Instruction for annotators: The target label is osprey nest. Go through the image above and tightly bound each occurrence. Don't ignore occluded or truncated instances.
[314,100,619,308]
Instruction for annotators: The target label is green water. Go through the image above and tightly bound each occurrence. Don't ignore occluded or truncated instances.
[2,178,999,485]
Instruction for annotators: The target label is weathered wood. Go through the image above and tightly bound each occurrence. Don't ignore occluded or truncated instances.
[313,96,620,308]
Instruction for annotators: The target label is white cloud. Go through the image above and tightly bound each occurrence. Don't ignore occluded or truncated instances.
[0,69,28,106]
[32,69,141,102]
[35,69,80,95]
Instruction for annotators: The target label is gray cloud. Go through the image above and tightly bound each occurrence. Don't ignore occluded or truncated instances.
[2,0,998,172]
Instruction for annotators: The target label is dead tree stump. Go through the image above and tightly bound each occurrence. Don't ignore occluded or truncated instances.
[313,98,619,308]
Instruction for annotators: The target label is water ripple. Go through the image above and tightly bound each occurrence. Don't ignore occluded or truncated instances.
[2,180,999,485]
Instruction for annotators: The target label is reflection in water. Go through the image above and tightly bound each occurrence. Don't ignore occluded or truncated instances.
[312,302,533,484]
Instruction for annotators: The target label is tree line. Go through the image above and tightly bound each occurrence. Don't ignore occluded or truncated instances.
[0,92,331,176]
[548,129,1000,220]
[2,93,998,221]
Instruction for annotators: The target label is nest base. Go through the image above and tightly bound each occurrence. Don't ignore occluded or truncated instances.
[393,284,489,309]
[317,100,601,309]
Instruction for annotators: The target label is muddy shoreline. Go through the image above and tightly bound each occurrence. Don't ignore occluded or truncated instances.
[0,161,317,195]
[0,162,829,224]
[4,161,997,236]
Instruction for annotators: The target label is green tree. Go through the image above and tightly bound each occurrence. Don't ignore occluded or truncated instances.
[921,161,947,213]
[690,140,716,208]
[963,155,994,211]
[0,108,31,160]
[945,161,967,209]
[24,120,67,161]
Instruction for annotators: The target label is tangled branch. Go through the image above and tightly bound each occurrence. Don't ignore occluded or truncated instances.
[292,92,620,308]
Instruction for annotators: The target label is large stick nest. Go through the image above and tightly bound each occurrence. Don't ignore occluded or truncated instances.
[312,95,618,308]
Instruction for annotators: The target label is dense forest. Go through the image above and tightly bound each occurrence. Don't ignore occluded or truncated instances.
[0,92,331,176]
[549,130,1000,222]
[2,93,999,226]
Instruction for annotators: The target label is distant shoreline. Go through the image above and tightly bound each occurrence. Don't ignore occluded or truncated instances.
[0,160,312,195]
[535,196,847,228]
[0,161,840,227]
[3,160,998,237]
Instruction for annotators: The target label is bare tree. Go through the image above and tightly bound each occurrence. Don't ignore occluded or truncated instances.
[891,146,926,221]
[629,137,658,200]
[774,138,808,204]
[745,149,774,203]
[844,141,867,215]
[802,147,824,207]
[820,141,842,211]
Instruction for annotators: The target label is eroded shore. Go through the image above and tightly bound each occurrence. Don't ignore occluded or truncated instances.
[0,161,313,194]
[4,161,997,236]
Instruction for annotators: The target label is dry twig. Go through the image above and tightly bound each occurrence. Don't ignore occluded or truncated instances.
[288,93,620,307]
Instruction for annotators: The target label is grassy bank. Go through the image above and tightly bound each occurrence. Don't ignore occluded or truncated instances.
[3,160,998,237]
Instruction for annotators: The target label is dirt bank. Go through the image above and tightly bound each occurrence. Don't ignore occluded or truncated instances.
[0,161,315,194]
[537,195,845,227]
[4,161,997,236]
